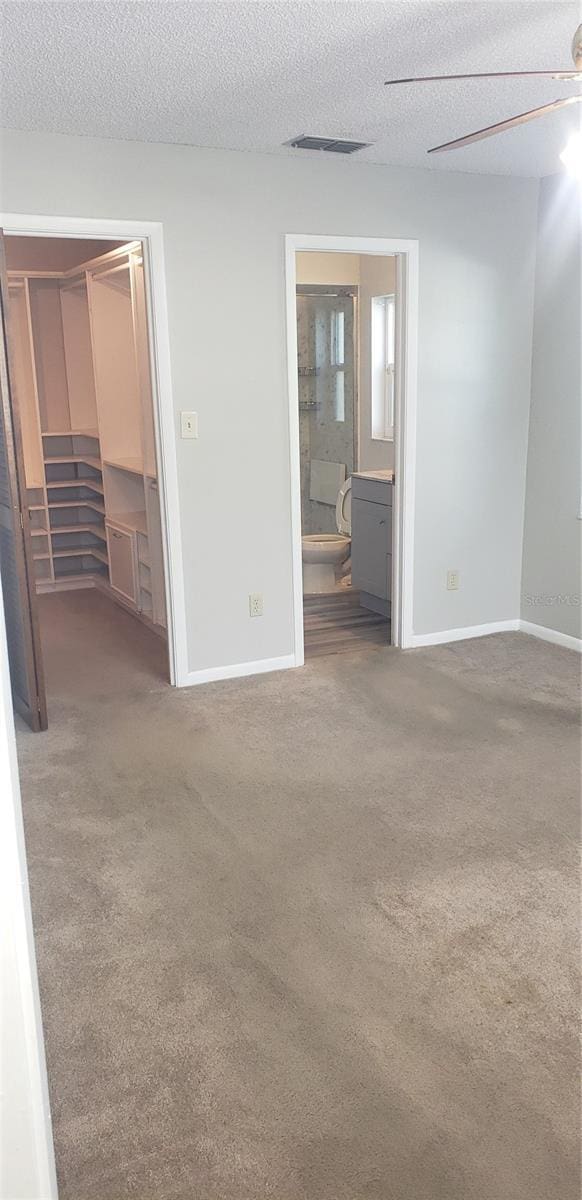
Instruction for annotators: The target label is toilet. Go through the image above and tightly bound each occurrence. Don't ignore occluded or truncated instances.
[302,477,352,594]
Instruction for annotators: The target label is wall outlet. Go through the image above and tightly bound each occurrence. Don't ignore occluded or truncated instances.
[180,411,198,439]
[446,570,460,591]
[249,593,263,617]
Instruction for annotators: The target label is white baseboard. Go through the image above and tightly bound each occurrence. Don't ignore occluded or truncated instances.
[178,620,580,687]
[409,619,520,648]
[181,653,297,688]
[519,620,582,653]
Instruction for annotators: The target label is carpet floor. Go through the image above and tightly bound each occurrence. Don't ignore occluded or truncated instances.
[15,590,581,1200]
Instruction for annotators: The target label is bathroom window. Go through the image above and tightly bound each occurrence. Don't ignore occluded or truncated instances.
[331,309,346,422]
[371,294,395,442]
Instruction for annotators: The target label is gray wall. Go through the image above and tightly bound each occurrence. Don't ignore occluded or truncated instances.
[0,130,538,670]
[521,173,582,640]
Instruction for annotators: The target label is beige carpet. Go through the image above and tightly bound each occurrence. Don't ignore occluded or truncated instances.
[16,590,580,1200]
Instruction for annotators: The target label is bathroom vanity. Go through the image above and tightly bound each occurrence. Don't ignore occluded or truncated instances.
[350,470,394,617]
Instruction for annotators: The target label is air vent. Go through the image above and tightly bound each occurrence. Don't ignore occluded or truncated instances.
[285,134,371,155]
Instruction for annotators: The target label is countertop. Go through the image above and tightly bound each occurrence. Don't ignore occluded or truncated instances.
[351,469,394,483]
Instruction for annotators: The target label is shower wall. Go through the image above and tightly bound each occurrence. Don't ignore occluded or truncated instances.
[296,289,356,535]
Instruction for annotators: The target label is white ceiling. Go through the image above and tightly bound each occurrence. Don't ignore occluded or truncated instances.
[1,0,580,177]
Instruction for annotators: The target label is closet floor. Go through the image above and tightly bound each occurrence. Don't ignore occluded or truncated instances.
[35,588,169,705]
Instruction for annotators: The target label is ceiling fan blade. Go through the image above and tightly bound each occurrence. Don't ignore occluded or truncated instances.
[428,94,582,153]
[385,70,582,85]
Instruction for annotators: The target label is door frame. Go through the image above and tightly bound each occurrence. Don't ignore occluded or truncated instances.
[0,213,189,687]
[285,234,419,662]
[0,236,48,728]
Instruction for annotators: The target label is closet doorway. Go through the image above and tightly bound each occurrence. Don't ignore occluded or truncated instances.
[0,230,175,729]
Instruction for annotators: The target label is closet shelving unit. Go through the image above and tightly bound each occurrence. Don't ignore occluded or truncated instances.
[7,240,167,633]
[44,430,107,585]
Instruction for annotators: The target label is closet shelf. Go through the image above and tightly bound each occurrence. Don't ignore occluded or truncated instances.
[42,429,99,439]
[51,572,105,586]
[103,457,144,476]
[46,479,104,494]
[52,547,109,564]
[50,525,106,540]
[48,498,105,514]
[108,510,148,535]
[51,570,98,581]
[44,455,102,469]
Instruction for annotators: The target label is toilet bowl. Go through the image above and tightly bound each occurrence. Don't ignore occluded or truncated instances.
[302,477,352,594]
[302,533,350,593]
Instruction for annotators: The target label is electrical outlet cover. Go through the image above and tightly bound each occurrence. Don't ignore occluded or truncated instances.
[249,593,263,617]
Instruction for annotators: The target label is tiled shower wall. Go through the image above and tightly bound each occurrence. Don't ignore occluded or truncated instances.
[296,290,356,535]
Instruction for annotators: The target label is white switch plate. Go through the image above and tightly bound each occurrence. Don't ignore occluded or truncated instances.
[447,570,460,591]
[180,411,198,439]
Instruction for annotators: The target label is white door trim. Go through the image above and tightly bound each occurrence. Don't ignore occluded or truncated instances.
[0,581,58,1197]
[0,212,188,687]
[284,233,419,662]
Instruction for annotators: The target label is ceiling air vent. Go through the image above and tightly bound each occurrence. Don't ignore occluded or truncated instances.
[285,134,371,155]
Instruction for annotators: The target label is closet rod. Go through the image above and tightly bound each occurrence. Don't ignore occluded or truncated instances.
[7,241,142,285]
[91,262,131,281]
[60,241,141,279]
[7,270,63,280]
[60,277,87,293]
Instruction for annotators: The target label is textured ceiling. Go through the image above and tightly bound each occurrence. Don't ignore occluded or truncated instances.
[0,0,580,177]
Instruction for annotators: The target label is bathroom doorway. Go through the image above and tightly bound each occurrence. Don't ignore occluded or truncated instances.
[294,251,395,658]
[286,235,419,664]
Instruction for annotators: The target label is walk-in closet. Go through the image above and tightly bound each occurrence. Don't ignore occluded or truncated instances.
[5,236,169,708]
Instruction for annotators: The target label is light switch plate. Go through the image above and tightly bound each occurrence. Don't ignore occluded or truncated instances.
[181,411,198,439]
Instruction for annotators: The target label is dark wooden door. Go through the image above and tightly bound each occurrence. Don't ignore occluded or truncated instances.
[0,230,47,731]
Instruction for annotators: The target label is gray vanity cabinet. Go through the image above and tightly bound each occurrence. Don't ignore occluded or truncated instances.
[351,475,393,616]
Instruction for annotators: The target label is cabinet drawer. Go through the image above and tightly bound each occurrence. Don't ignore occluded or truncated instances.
[351,476,393,506]
[351,498,392,599]
[106,522,137,606]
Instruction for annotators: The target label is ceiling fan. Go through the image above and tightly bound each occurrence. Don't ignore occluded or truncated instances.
[384,22,582,154]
